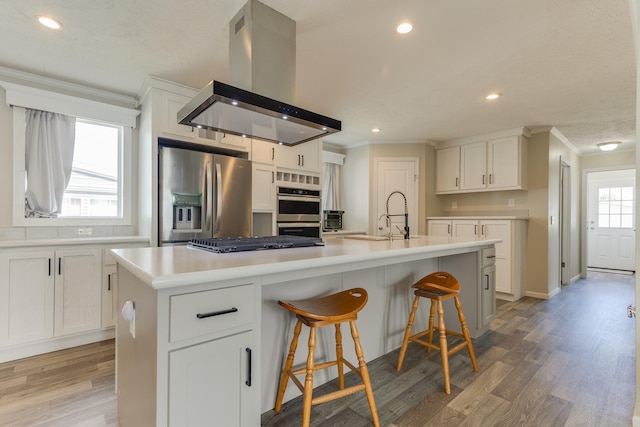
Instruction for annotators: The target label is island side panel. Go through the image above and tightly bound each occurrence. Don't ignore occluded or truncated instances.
[116,266,158,427]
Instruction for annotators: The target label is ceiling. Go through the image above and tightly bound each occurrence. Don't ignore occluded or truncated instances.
[1,0,636,153]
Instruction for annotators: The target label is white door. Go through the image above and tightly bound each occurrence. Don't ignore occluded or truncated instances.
[587,170,635,271]
[375,158,419,237]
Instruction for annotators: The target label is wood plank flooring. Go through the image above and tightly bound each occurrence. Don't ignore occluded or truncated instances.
[0,271,635,426]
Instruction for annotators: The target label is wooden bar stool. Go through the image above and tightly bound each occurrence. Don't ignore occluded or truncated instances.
[274,288,379,427]
[396,272,478,394]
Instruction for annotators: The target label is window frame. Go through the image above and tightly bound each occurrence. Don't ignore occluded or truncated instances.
[12,106,133,227]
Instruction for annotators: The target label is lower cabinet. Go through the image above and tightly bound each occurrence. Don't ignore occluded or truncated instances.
[481,264,496,326]
[0,248,102,347]
[428,218,527,301]
[169,331,256,426]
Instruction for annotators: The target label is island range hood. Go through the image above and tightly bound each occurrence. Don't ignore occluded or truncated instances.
[177,0,341,146]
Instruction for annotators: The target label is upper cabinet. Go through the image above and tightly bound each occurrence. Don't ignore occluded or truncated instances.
[435,132,528,194]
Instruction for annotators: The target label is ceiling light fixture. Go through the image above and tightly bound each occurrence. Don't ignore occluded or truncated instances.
[372,128,381,133]
[397,23,413,34]
[597,141,621,151]
[485,93,500,100]
[37,16,61,30]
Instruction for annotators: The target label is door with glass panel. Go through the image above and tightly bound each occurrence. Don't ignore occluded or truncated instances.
[587,169,636,271]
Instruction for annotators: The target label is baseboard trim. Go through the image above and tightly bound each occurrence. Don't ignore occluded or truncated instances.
[0,328,115,363]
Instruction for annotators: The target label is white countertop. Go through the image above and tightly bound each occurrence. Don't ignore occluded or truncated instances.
[111,235,500,290]
[0,235,150,249]
[427,216,529,220]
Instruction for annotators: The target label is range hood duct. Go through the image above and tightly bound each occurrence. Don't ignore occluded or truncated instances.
[178,0,341,146]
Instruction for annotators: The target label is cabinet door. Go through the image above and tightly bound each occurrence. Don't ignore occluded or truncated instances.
[298,139,321,172]
[161,91,199,140]
[481,264,496,326]
[251,139,276,164]
[428,220,451,236]
[460,142,487,191]
[276,144,302,169]
[488,136,521,189]
[169,331,257,427]
[435,146,460,193]
[481,221,512,294]
[54,248,102,337]
[252,163,276,211]
[0,251,54,346]
[452,220,479,239]
[102,264,118,328]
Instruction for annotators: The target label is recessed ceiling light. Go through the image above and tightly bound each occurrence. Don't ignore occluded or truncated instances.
[37,16,61,30]
[372,128,381,133]
[597,141,621,151]
[397,23,413,34]
[485,93,500,100]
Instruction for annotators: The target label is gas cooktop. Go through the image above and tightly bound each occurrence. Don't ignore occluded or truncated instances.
[189,235,324,253]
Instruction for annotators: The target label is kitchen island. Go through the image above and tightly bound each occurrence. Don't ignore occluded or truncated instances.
[111,235,499,426]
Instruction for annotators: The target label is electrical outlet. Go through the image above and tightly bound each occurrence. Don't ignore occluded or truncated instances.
[78,228,93,236]
[451,201,457,209]
[508,198,515,207]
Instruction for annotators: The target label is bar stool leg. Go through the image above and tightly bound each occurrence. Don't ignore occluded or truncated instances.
[426,299,436,354]
[436,300,451,394]
[349,320,380,427]
[302,326,317,427]
[396,295,420,371]
[335,324,345,389]
[454,296,478,372]
[275,319,302,412]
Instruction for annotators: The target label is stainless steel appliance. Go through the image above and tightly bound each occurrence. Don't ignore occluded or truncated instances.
[323,210,344,231]
[189,235,323,253]
[159,144,252,245]
[276,187,321,238]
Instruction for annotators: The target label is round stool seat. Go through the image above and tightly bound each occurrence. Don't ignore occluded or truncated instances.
[278,288,368,324]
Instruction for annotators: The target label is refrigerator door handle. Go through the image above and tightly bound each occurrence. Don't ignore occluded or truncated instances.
[215,163,222,235]
[204,162,213,232]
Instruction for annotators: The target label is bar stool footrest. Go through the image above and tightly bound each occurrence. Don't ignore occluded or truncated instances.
[312,384,366,405]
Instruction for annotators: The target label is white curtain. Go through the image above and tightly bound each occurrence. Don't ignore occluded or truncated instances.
[25,109,76,218]
[322,162,341,211]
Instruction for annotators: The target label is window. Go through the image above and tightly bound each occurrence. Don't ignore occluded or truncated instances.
[60,120,121,217]
[598,187,634,228]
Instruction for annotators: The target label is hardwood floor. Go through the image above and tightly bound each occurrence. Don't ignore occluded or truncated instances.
[0,272,635,426]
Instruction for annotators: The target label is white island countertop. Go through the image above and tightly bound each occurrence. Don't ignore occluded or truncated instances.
[111,235,500,290]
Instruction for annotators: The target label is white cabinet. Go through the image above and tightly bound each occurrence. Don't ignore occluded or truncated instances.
[161,91,200,140]
[435,146,460,193]
[0,251,54,346]
[436,135,526,194]
[252,163,276,211]
[277,139,321,172]
[487,136,526,190]
[460,142,487,191]
[116,274,260,427]
[481,263,496,327]
[428,218,527,301]
[251,139,276,165]
[169,331,255,426]
[428,219,452,236]
[0,248,102,347]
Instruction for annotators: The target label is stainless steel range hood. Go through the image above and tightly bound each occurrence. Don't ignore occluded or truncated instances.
[177,0,341,146]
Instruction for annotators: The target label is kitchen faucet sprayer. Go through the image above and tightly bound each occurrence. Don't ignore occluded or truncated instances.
[385,191,409,239]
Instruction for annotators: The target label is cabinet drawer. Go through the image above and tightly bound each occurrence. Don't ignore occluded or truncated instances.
[481,247,496,267]
[170,284,254,342]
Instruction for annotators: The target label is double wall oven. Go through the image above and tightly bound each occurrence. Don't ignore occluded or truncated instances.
[276,187,321,238]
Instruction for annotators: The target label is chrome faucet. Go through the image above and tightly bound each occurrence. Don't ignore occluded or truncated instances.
[384,191,410,239]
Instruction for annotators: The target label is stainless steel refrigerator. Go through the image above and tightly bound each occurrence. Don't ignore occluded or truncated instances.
[158,145,252,245]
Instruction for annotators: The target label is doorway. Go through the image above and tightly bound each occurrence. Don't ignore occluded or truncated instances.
[586,169,636,272]
[560,160,571,285]
[374,158,419,237]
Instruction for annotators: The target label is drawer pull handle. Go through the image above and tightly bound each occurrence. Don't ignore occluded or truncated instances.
[246,348,252,386]
[196,307,238,319]
[486,255,496,259]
